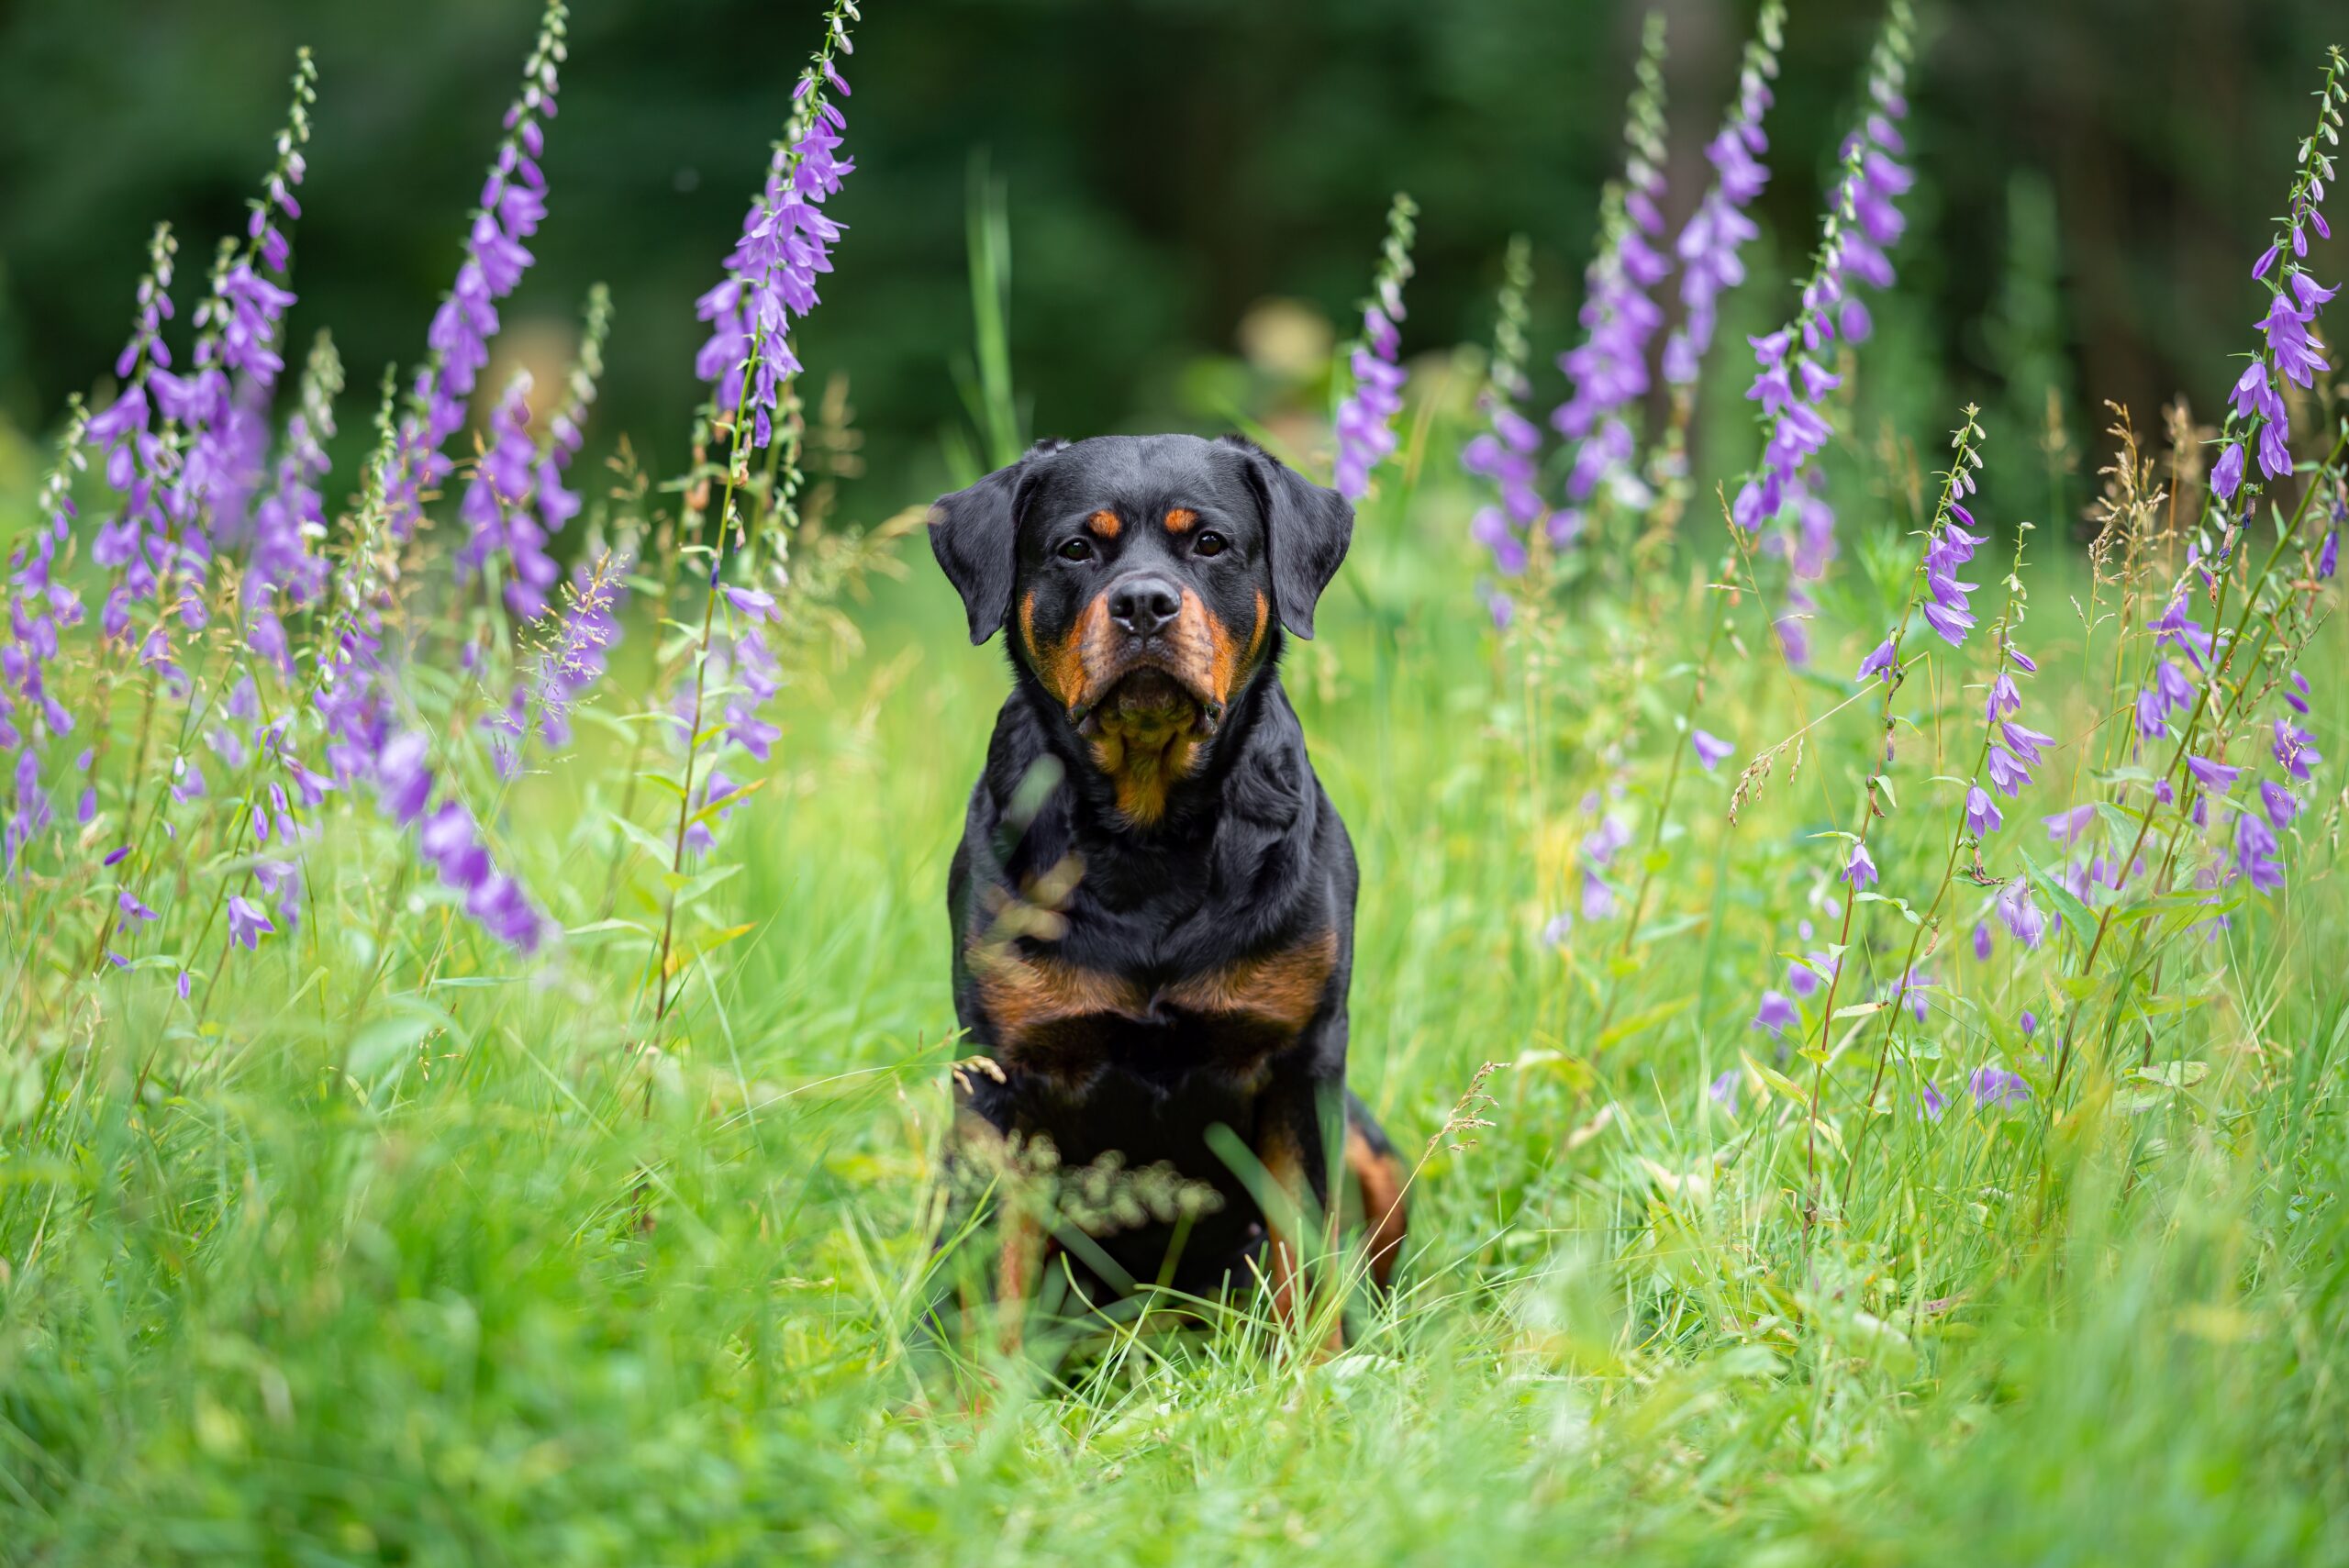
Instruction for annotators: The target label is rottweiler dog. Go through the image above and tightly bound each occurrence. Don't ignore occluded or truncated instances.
[926,432,1407,1351]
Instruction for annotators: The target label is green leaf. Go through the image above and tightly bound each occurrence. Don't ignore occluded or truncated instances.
[607,811,677,865]
[2021,851,2098,963]
[1598,995,1691,1051]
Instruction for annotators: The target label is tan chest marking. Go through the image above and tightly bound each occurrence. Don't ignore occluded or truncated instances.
[972,929,1340,1054]
[1161,928,1340,1034]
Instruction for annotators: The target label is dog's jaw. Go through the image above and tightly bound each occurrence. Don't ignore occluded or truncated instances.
[1023,587,1269,828]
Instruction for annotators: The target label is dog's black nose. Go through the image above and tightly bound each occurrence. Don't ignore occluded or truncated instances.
[1108,574,1182,637]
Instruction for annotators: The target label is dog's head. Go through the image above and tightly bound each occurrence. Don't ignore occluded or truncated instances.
[930,433,1352,825]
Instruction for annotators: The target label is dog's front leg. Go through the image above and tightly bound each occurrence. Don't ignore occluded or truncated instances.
[1253,1085,1345,1354]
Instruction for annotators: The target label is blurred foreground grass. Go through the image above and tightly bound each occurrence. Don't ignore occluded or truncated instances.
[4,464,2347,1566]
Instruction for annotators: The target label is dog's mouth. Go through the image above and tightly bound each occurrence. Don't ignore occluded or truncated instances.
[1072,662,1225,740]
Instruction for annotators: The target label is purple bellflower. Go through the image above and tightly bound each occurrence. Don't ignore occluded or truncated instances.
[1553,13,1672,520]
[694,6,858,450]
[386,0,567,538]
[1664,1,1783,387]
[1331,194,1418,502]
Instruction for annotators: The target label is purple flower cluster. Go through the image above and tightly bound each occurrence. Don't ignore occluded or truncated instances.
[388,0,565,537]
[376,730,546,951]
[1664,1,1782,388]
[1995,879,2046,950]
[123,54,316,639]
[1728,13,1914,538]
[1977,637,2049,820]
[2132,655,2202,745]
[1336,303,1409,504]
[1551,13,1671,524]
[485,550,627,776]
[1332,193,1419,502]
[455,374,572,620]
[245,333,340,671]
[2,407,91,872]
[1970,1065,2032,1110]
[86,228,183,658]
[695,9,857,450]
[1463,239,1553,600]
[2215,68,2341,506]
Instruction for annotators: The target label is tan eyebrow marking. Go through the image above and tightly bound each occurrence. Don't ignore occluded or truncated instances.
[1163,507,1198,533]
[1085,509,1121,538]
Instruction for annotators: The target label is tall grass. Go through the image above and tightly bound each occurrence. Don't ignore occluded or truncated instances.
[3,4,2347,1563]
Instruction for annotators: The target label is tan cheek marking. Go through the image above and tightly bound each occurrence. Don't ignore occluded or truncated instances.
[1019,591,1043,687]
[1163,507,1198,533]
[1168,588,1219,699]
[1067,595,1116,711]
[1086,509,1121,539]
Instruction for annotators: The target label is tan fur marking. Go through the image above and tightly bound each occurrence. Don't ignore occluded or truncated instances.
[1019,591,1042,684]
[1079,587,1220,825]
[996,1205,1046,1356]
[1257,1129,1344,1352]
[1163,929,1339,1033]
[1163,506,1198,533]
[1085,508,1121,539]
[973,947,1149,1047]
[1038,595,1112,714]
[1346,1127,1408,1291]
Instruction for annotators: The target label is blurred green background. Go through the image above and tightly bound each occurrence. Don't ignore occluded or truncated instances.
[0,0,2339,517]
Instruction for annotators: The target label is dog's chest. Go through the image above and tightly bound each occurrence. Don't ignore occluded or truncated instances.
[966,923,1337,1087]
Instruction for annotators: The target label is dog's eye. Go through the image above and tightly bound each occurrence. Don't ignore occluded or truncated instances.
[1056,538,1095,562]
[1194,531,1229,558]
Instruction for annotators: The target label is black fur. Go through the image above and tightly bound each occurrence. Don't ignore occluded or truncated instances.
[927,433,1396,1315]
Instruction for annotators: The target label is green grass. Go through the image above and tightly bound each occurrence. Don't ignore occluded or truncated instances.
[5,473,2348,1566]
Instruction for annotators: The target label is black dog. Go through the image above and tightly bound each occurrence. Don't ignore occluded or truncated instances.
[925,432,1405,1351]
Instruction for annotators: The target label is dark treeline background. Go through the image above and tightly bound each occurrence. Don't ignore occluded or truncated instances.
[0,0,2337,527]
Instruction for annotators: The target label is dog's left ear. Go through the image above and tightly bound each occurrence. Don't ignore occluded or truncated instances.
[1221,435,1353,639]
[929,439,1065,644]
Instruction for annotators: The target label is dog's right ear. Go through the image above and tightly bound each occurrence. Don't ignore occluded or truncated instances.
[928,439,1065,644]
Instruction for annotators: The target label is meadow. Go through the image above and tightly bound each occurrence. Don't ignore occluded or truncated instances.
[5,1,2349,1562]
